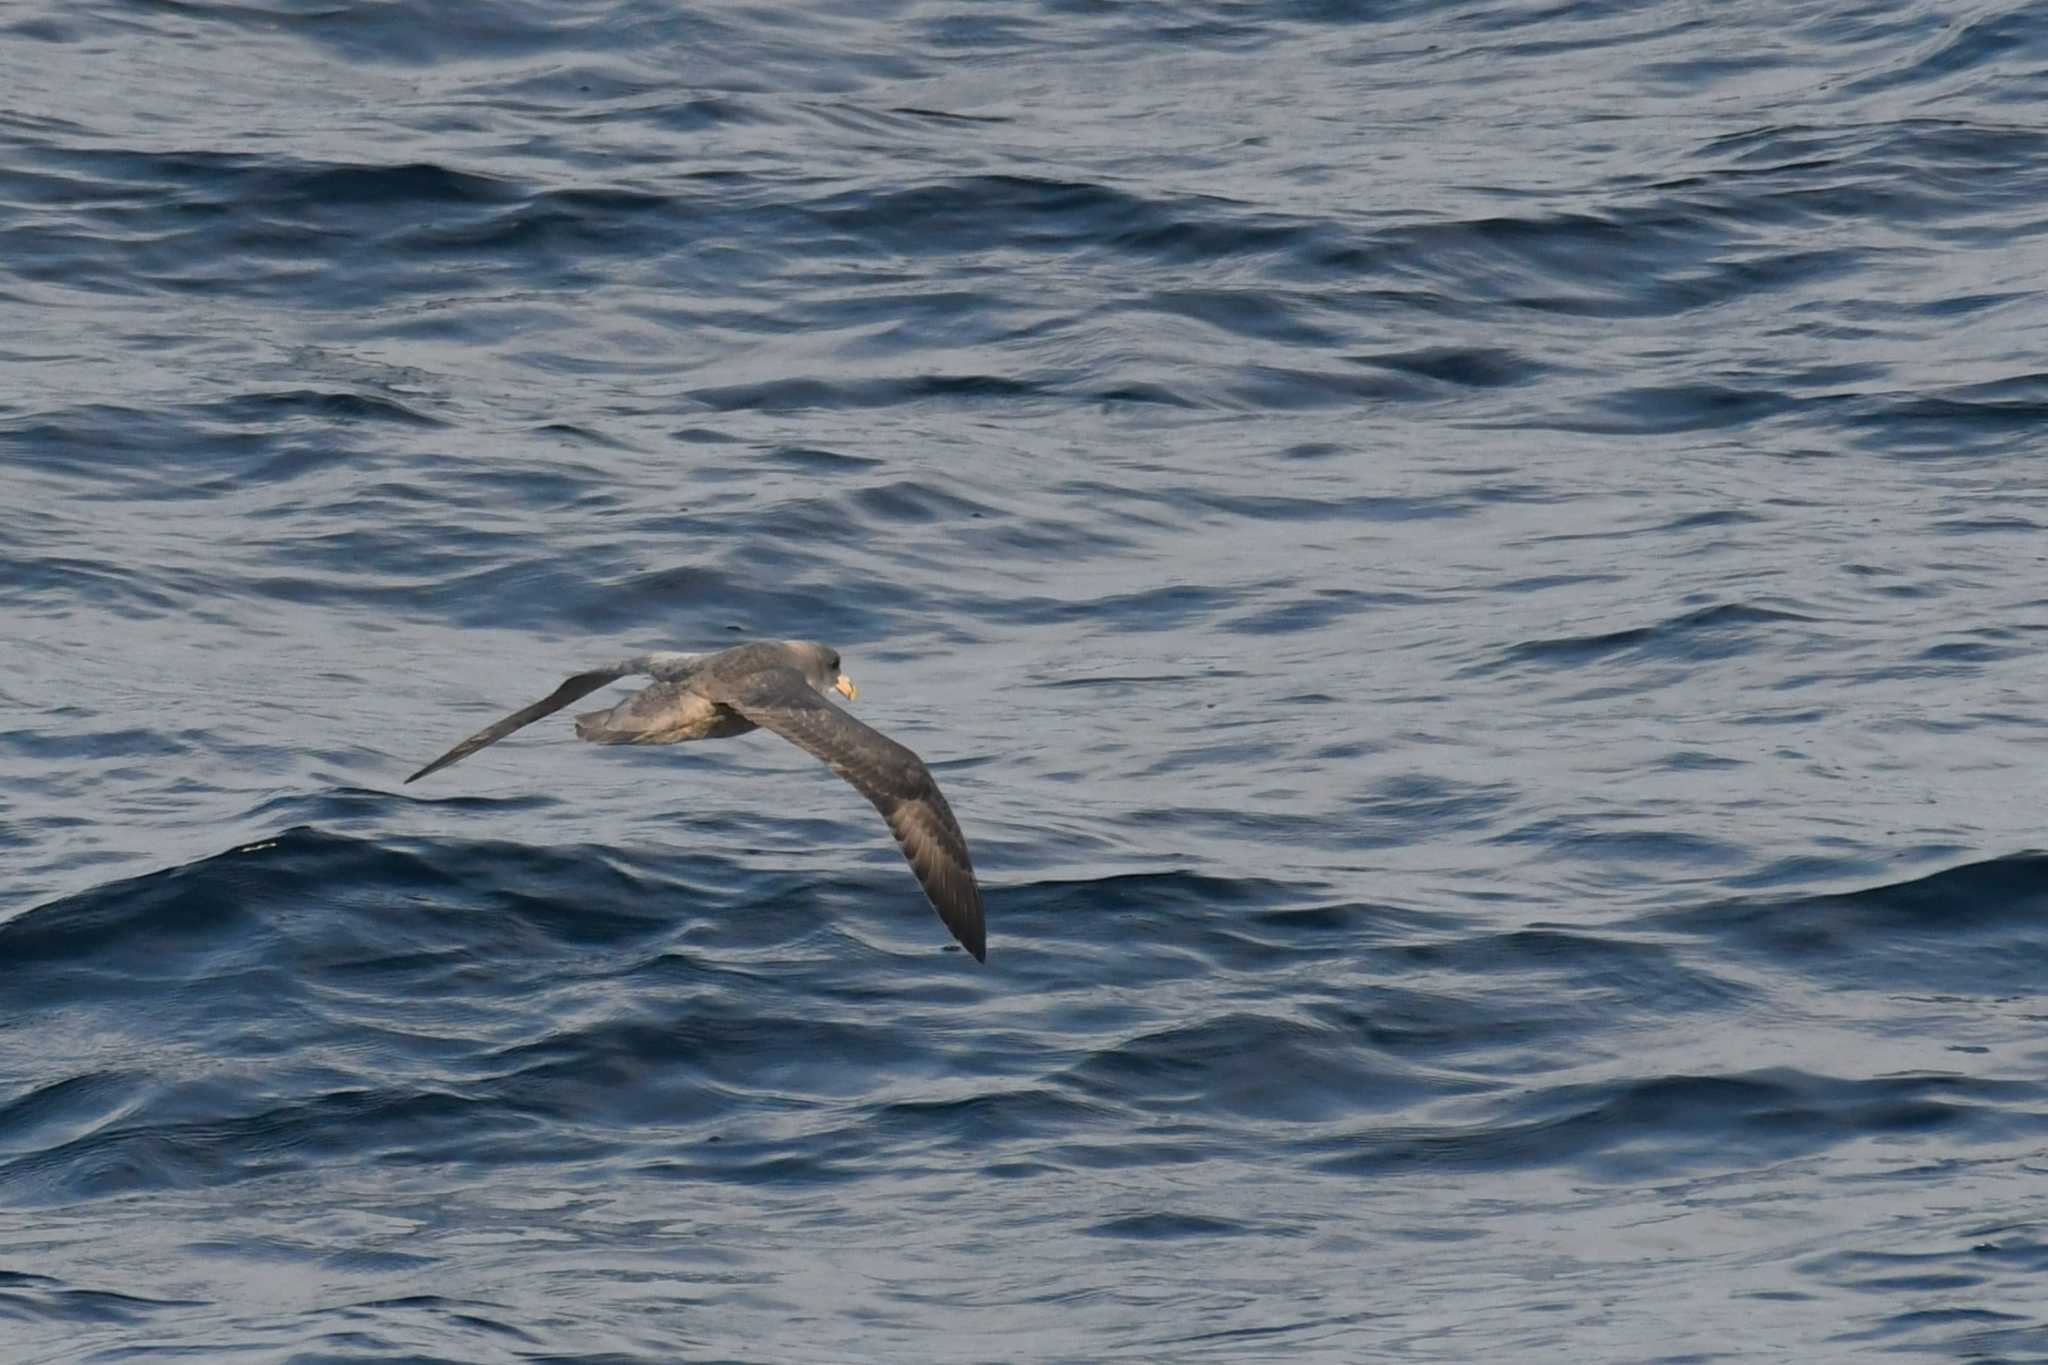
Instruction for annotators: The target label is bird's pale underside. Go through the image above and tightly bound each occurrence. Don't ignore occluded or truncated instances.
[405,640,986,962]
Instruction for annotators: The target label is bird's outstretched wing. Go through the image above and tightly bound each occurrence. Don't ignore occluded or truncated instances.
[405,652,702,784]
[701,667,986,962]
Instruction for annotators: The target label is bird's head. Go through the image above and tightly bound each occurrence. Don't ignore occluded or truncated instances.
[788,640,858,702]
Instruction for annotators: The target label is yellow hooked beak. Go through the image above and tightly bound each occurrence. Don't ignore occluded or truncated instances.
[834,672,859,702]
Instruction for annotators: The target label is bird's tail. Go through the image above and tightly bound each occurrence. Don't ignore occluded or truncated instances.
[573,704,638,744]
[572,681,755,746]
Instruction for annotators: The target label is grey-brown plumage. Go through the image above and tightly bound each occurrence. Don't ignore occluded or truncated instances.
[405,640,986,961]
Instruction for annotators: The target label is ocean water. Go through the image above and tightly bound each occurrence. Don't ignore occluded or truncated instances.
[5,1,2048,1360]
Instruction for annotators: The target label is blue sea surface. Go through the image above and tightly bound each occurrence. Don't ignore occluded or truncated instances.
[5,1,2048,1360]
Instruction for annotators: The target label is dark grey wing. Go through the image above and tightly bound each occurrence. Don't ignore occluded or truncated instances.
[406,665,635,784]
[702,667,986,962]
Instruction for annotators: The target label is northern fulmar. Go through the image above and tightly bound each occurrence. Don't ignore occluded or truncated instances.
[406,640,985,961]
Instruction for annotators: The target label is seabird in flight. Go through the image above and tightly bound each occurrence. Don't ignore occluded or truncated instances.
[406,640,986,961]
